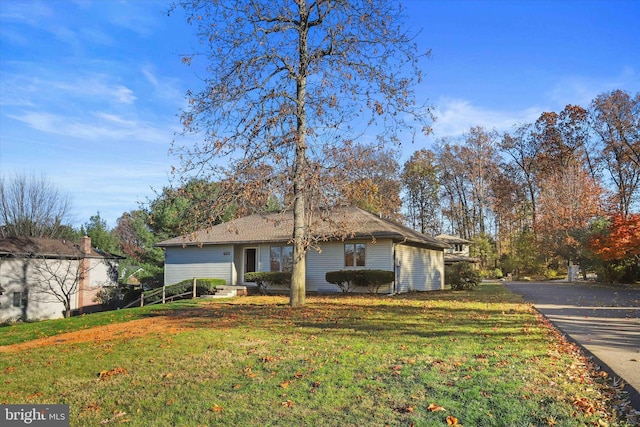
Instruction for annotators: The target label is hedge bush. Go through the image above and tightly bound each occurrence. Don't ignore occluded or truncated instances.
[325,270,394,293]
[325,270,359,293]
[245,272,292,294]
[445,262,481,290]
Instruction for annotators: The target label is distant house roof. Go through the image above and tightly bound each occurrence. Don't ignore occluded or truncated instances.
[435,234,473,245]
[157,206,450,250]
[444,254,479,264]
[0,236,121,260]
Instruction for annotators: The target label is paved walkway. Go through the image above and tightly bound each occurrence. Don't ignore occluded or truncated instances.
[504,281,640,409]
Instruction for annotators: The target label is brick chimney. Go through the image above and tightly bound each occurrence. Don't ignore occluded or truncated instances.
[78,236,91,313]
[80,235,91,255]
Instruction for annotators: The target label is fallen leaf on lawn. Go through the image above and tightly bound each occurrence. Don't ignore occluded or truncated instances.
[446,415,458,425]
[210,404,223,412]
[98,367,128,381]
[84,403,101,413]
[281,400,294,407]
[162,372,174,379]
[281,381,290,388]
[427,403,446,412]
[99,410,126,425]
[395,405,414,413]
[572,396,596,414]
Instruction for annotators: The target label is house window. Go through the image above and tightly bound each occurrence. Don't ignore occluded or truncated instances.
[270,246,293,272]
[344,243,366,267]
[454,244,464,252]
[13,292,23,308]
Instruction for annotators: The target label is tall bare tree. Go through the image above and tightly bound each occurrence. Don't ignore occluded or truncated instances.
[28,255,87,319]
[170,0,431,306]
[0,173,74,239]
[499,123,543,231]
[591,90,640,215]
[402,148,440,235]
[534,105,592,174]
[436,127,499,239]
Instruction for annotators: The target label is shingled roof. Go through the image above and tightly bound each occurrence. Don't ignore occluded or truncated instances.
[157,206,449,250]
[435,234,473,245]
[0,236,121,259]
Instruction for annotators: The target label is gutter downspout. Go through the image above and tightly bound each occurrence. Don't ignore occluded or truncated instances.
[390,237,408,296]
[390,243,397,296]
[78,236,91,314]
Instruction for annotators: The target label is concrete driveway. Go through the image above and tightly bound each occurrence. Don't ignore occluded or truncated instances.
[504,281,640,409]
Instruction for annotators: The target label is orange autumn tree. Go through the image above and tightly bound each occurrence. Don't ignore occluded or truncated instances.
[589,214,640,263]
[536,163,605,263]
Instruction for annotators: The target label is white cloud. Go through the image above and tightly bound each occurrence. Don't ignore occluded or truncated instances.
[106,2,162,38]
[547,67,640,108]
[8,111,171,145]
[430,97,544,139]
[0,1,54,26]
[141,65,186,104]
[142,67,159,86]
[0,70,137,107]
[51,77,137,105]
[427,68,640,143]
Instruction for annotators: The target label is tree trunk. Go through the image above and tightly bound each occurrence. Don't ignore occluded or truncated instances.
[290,193,306,307]
[290,125,307,306]
[290,1,309,307]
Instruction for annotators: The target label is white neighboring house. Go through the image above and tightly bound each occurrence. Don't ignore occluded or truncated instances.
[435,234,478,265]
[157,206,450,294]
[0,236,121,321]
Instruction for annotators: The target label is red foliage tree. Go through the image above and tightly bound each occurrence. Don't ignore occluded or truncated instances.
[589,214,640,262]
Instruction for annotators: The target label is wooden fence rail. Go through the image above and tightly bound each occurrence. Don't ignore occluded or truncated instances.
[123,278,198,309]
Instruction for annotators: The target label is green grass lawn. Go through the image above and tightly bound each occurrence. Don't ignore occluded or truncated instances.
[0,300,200,347]
[0,284,634,426]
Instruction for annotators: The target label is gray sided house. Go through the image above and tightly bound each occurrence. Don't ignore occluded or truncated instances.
[0,236,121,321]
[157,207,449,294]
[435,234,478,265]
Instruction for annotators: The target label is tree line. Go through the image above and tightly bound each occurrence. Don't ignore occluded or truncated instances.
[402,89,639,282]
[2,89,638,288]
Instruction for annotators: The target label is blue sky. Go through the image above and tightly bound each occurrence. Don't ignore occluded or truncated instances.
[1,0,639,228]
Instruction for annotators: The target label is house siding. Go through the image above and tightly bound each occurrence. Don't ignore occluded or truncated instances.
[0,258,67,320]
[0,256,119,322]
[164,245,234,286]
[395,244,444,293]
[244,240,394,293]
[162,240,444,295]
[306,239,394,292]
